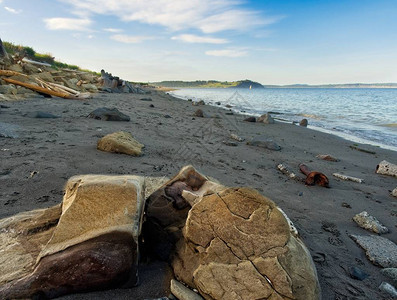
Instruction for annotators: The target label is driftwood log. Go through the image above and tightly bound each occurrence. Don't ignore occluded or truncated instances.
[376,160,397,178]
[3,78,91,100]
[333,173,363,183]
[299,164,329,187]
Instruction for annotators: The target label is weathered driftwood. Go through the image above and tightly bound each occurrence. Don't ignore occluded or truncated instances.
[299,164,329,187]
[349,145,376,154]
[376,160,397,178]
[21,57,51,67]
[0,70,27,77]
[277,163,305,183]
[3,78,90,100]
[332,173,363,183]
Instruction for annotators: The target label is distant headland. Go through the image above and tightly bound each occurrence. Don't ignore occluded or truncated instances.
[153,80,397,89]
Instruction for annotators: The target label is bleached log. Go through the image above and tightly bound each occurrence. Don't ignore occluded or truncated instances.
[333,173,363,183]
[21,58,51,67]
[376,160,397,178]
[3,78,90,100]
[277,163,305,182]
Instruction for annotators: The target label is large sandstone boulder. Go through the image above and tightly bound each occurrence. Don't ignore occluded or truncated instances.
[172,187,321,300]
[0,174,146,299]
[97,131,144,156]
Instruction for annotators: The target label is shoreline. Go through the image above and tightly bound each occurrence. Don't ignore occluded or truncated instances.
[169,89,397,153]
[1,89,397,299]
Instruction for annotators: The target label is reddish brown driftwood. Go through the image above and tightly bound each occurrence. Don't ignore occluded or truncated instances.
[299,164,329,187]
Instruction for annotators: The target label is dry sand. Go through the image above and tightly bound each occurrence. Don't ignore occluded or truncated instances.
[1,90,396,299]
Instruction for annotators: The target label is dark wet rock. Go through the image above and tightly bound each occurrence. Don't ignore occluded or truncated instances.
[225,104,232,108]
[300,118,308,127]
[149,104,155,108]
[257,113,275,124]
[164,115,172,118]
[243,116,256,122]
[222,141,238,146]
[349,266,369,280]
[193,109,205,118]
[88,107,130,121]
[225,111,234,115]
[350,235,397,268]
[26,111,60,119]
[1,105,10,108]
[215,101,221,105]
[140,98,152,101]
[247,136,281,151]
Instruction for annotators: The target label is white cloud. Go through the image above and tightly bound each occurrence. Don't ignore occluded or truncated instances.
[44,17,92,31]
[110,34,155,44]
[58,0,280,33]
[171,34,228,44]
[103,28,123,33]
[4,6,22,14]
[205,49,248,57]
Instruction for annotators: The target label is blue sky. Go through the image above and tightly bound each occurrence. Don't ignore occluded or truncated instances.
[1,0,396,84]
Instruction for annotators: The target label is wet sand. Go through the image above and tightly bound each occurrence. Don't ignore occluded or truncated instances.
[1,90,396,299]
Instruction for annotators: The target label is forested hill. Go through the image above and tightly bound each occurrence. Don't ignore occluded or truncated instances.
[153,79,264,88]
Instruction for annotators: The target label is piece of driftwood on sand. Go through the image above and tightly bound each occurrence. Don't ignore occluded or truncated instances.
[2,77,91,100]
[332,173,363,183]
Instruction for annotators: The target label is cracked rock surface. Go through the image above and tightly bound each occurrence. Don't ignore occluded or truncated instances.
[172,187,321,300]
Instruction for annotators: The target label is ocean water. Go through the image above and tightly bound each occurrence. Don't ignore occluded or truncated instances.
[170,88,397,151]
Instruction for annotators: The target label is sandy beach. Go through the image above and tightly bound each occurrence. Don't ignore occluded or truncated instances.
[1,89,397,299]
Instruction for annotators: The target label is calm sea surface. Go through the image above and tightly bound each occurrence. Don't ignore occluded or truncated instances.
[170,88,397,151]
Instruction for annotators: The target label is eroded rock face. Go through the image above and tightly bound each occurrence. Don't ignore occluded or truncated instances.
[0,174,145,299]
[172,187,321,300]
[97,131,144,156]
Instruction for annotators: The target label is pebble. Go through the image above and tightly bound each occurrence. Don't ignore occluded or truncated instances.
[299,118,308,127]
[379,282,397,297]
[353,211,388,234]
[243,116,256,122]
[170,279,203,300]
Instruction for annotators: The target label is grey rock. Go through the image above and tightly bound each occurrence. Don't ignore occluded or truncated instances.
[0,122,19,138]
[26,111,59,119]
[353,211,388,234]
[193,109,205,118]
[247,136,281,151]
[243,116,256,122]
[300,118,308,127]
[257,113,275,124]
[170,279,204,300]
[192,100,205,106]
[88,107,130,121]
[164,115,172,118]
[81,83,98,92]
[381,268,397,287]
[392,188,397,198]
[350,235,397,267]
[0,85,17,95]
[379,282,397,297]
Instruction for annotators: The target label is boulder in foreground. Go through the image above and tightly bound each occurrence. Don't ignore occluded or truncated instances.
[97,131,144,156]
[145,166,320,300]
[0,174,145,299]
